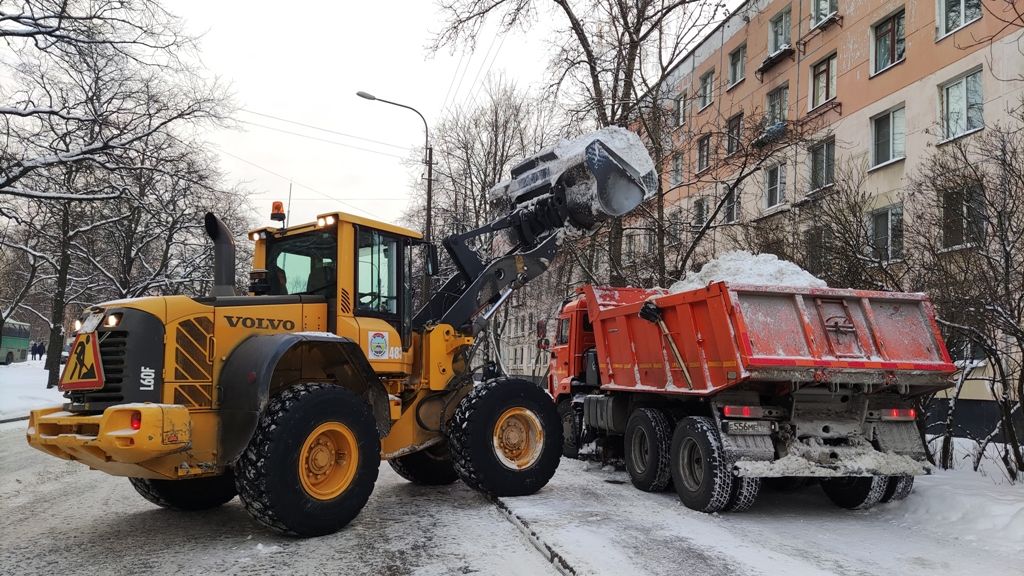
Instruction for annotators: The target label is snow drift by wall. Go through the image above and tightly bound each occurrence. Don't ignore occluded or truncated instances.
[670,251,827,293]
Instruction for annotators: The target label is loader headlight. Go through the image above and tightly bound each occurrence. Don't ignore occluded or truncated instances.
[316,215,336,228]
[73,319,83,332]
[105,313,122,328]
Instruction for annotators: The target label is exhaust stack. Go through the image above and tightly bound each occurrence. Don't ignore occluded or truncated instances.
[204,212,236,297]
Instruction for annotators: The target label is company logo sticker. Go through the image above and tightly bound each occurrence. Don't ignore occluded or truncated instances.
[368,331,389,360]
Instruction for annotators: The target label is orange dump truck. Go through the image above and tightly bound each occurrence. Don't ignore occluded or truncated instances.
[548,282,956,513]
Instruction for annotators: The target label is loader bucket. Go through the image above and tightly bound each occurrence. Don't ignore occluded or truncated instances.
[583,139,649,217]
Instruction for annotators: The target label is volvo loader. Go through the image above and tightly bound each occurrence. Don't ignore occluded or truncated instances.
[26,127,658,536]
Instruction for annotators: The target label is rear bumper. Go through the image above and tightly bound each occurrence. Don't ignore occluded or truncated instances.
[26,404,192,478]
[734,445,930,478]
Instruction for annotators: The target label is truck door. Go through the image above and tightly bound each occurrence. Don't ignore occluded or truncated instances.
[549,315,573,397]
[354,227,409,372]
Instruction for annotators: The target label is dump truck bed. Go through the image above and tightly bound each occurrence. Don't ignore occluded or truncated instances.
[581,282,956,395]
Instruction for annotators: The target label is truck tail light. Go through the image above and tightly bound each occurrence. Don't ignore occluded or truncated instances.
[130,411,142,430]
[722,405,764,419]
[881,408,917,421]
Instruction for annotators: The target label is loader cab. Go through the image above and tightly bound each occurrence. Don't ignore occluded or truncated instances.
[548,295,596,398]
[249,211,423,375]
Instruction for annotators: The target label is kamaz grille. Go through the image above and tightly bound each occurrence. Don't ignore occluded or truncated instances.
[66,329,127,409]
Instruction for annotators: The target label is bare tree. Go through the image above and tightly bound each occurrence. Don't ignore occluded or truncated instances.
[905,110,1024,480]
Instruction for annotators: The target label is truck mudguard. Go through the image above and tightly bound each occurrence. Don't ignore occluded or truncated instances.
[218,333,390,464]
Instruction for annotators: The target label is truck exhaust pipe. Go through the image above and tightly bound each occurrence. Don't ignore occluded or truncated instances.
[204,212,236,297]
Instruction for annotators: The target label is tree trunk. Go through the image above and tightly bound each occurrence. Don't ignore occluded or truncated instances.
[45,204,72,388]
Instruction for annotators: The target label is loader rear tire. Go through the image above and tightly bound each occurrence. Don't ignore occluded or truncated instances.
[235,383,380,537]
[388,441,459,486]
[624,408,673,492]
[670,416,733,513]
[448,378,562,497]
[821,476,888,510]
[880,475,914,503]
[129,470,237,511]
[725,476,761,512]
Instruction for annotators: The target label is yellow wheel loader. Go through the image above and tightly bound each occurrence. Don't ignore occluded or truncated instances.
[26,128,657,537]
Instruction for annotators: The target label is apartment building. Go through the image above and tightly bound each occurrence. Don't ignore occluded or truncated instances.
[654,0,1023,436]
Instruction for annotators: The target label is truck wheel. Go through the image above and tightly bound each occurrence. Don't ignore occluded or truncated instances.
[557,398,582,459]
[129,470,237,510]
[448,378,562,496]
[4,351,12,364]
[388,441,459,485]
[725,476,761,512]
[820,476,888,510]
[880,475,914,503]
[624,408,673,492]
[669,416,733,513]
[235,383,380,537]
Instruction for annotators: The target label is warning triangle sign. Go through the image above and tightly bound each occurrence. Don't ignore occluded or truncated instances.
[59,333,105,391]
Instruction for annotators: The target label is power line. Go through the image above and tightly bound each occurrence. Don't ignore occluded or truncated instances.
[212,146,383,220]
[239,109,410,150]
[240,120,410,160]
[465,32,507,109]
[440,49,468,112]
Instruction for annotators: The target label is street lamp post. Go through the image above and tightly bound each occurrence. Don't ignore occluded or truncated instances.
[356,91,433,248]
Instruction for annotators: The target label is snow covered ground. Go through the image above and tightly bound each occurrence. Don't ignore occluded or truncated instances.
[2,416,1022,575]
[0,360,63,420]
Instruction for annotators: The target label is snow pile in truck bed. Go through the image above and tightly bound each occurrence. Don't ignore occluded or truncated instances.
[670,250,827,292]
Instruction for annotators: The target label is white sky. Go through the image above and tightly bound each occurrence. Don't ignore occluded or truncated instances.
[168,0,553,229]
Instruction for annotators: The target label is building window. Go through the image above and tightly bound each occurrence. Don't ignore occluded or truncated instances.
[942,69,983,139]
[874,10,905,73]
[812,0,838,26]
[769,8,792,53]
[870,205,903,261]
[670,153,683,186]
[873,106,906,166]
[694,197,708,226]
[699,71,714,109]
[723,190,740,223]
[676,93,686,126]
[942,184,985,248]
[729,45,746,86]
[765,164,786,207]
[811,53,838,109]
[766,85,788,125]
[941,0,982,36]
[809,139,835,190]
[804,226,831,274]
[697,135,711,172]
[727,113,742,155]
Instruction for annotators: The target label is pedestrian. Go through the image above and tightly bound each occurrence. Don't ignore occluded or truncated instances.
[30,342,38,361]
[38,342,46,361]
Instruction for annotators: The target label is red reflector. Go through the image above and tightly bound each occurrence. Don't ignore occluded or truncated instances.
[723,405,763,418]
[881,408,917,421]
[130,411,142,430]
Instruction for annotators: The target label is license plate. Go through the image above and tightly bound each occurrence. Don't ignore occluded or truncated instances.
[723,420,772,435]
[79,312,104,334]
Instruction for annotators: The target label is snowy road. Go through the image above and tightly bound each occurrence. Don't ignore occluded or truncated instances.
[2,420,1022,576]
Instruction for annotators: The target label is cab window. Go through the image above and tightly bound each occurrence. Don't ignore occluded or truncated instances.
[267,231,337,296]
[357,228,399,315]
[556,318,570,345]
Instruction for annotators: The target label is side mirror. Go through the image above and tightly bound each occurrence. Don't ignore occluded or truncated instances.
[537,337,550,350]
[426,243,440,276]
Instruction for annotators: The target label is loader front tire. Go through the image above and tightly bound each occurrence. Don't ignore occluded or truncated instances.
[669,416,733,513]
[129,470,236,511]
[821,476,888,510]
[448,378,562,496]
[235,383,380,537]
[388,441,459,486]
[624,407,673,492]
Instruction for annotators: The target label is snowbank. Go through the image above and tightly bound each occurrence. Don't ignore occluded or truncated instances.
[670,251,827,292]
[0,361,64,420]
